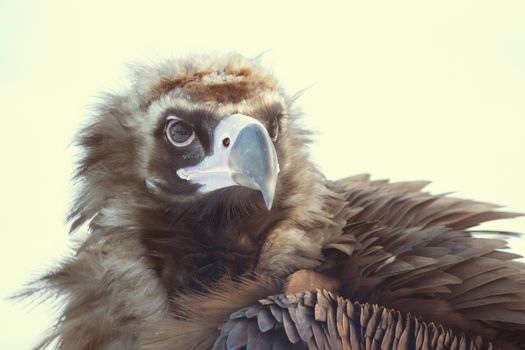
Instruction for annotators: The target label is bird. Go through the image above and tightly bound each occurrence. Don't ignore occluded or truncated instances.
[28,53,525,350]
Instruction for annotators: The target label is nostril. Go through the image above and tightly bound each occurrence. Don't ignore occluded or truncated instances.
[222,137,230,148]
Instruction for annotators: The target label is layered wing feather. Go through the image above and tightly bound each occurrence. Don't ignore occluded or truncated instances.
[320,175,525,348]
[213,290,495,350]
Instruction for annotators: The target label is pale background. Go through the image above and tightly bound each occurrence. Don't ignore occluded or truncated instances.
[1,0,524,348]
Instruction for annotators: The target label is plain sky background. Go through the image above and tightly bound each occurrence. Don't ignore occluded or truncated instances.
[1,0,524,348]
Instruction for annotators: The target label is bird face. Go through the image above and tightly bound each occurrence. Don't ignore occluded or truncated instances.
[128,56,292,212]
[71,54,309,233]
[144,100,284,210]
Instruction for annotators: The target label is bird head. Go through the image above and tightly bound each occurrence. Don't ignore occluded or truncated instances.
[71,54,313,231]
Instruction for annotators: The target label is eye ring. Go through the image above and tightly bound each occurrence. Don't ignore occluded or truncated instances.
[166,116,195,147]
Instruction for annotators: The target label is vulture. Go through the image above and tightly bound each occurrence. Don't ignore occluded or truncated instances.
[29,53,525,350]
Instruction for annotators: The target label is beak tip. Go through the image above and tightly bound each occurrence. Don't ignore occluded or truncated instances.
[260,183,276,210]
[263,196,274,210]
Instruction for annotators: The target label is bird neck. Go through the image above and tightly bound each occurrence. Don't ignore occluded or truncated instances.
[133,190,288,296]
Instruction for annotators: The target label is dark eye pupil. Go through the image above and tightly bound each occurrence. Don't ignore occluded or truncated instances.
[167,120,193,145]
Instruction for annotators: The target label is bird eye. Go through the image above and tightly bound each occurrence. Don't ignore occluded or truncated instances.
[269,118,279,141]
[166,117,195,147]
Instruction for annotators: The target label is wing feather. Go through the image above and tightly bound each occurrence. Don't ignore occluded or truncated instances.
[320,176,525,347]
[213,291,497,350]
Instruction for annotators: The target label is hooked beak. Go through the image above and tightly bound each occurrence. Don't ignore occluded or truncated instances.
[177,114,280,209]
